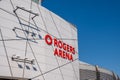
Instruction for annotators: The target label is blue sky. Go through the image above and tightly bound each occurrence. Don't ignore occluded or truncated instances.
[42,0,120,76]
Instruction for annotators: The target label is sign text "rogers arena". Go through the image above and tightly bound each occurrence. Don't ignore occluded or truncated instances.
[45,34,76,61]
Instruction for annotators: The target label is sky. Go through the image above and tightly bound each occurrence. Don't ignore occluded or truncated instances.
[42,0,120,76]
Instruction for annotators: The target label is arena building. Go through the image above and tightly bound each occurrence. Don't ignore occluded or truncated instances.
[79,61,120,80]
[0,0,119,80]
[0,0,79,80]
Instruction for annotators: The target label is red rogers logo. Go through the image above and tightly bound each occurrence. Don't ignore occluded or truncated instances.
[45,34,76,61]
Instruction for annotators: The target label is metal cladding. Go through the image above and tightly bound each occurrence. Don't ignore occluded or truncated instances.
[0,0,78,80]
[79,61,120,80]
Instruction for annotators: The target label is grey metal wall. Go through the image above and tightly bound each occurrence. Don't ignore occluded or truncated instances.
[80,69,120,80]
[79,62,120,80]
[80,69,96,80]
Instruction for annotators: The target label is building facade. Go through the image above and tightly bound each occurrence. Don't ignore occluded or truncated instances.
[79,61,120,80]
[0,0,79,80]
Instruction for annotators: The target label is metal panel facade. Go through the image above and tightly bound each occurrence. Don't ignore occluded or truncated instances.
[79,62,120,80]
